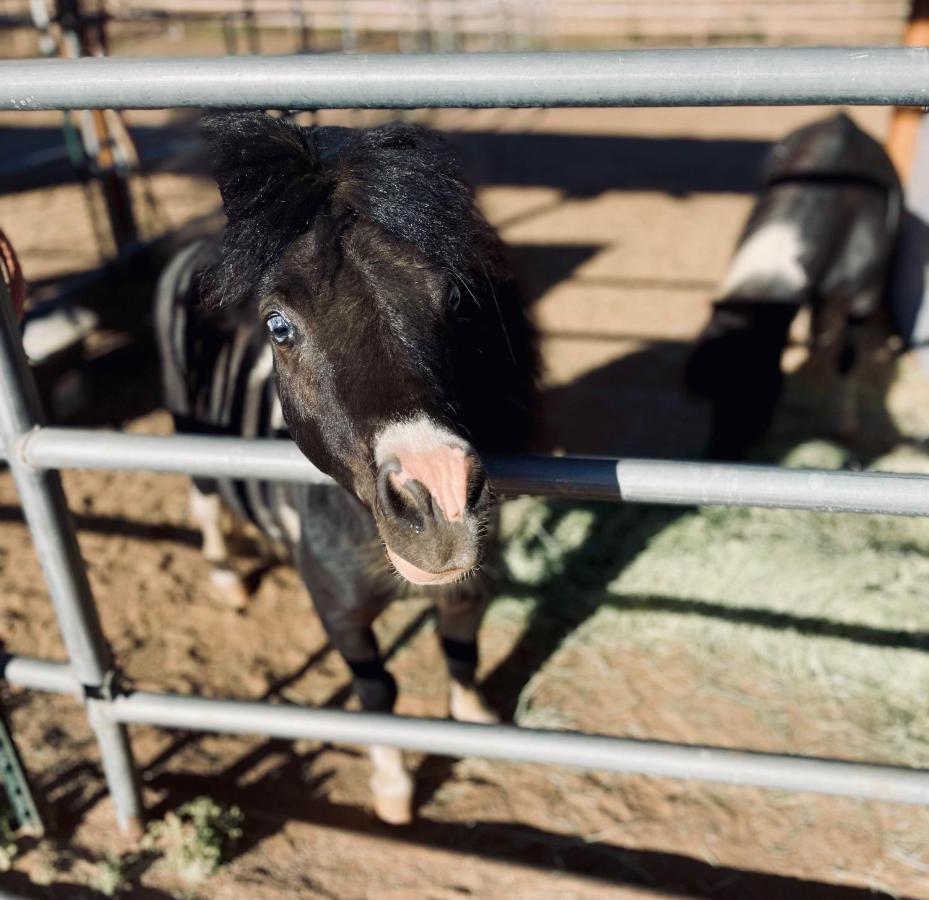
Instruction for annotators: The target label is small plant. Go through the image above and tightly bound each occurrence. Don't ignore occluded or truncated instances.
[0,807,18,872]
[142,796,244,886]
[93,852,128,897]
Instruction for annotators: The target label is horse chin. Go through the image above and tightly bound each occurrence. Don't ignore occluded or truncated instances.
[385,547,470,586]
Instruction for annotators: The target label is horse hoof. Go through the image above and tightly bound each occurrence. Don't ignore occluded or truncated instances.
[371,788,414,826]
[370,774,413,825]
[449,683,499,724]
[210,566,249,609]
[369,746,414,825]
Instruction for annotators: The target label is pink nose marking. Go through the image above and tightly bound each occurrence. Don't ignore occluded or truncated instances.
[392,446,471,522]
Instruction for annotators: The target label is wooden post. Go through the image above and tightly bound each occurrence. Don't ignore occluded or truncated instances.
[886,0,929,180]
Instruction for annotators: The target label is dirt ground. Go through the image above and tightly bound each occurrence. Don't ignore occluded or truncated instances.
[2,97,929,899]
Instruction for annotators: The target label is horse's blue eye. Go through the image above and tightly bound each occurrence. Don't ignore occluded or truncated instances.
[266,312,294,345]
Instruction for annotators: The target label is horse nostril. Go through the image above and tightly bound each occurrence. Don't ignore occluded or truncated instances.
[466,458,487,511]
[377,460,431,533]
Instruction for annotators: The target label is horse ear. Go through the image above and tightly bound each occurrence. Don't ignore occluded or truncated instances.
[198,112,326,310]
[201,110,321,223]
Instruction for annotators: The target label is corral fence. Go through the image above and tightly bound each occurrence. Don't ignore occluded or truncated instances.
[0,0,914,54]
[0,48,929,836]
[118,0,911,47]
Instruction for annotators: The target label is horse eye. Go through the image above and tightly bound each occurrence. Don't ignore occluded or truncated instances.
[266,312,295,346]
[447,284,461,314]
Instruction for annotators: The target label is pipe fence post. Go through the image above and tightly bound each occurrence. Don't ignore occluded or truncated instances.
[0,278,143,836]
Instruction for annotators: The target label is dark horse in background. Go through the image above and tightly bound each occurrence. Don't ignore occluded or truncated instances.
[156,112,538,824]
[685,113,902,460]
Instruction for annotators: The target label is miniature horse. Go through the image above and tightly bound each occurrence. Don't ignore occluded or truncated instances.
[685,113,901,459]
[156,112,538,823]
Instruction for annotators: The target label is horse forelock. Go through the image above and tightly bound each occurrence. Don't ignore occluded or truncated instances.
[202,118,507,310]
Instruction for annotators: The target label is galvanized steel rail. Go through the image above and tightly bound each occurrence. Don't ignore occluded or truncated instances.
[11,426,929,516]
[0,47,927,110]
[3,653,928,807]
[2,47,929,836]
[0,283,143,835]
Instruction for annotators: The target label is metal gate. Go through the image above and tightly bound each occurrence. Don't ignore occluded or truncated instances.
[0,47,928,835]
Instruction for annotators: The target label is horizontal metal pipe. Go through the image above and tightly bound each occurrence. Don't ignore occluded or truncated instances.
[0,654,79,696]
[616,458,929,515]
[21,427,929,516]
[0,48,927,111]
[4,654,927,805]
[100,689,929,806]
[22,428,334,485]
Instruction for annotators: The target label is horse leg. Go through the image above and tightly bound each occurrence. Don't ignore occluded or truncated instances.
[294,484,413,823]
[319,609,413,825]
[189,479,249,609]
[831,283,880,445]
[835,314,863,442]
[436,594,498,724]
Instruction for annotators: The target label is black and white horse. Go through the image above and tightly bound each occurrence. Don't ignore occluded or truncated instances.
[685,113,902,459]
[156,112,538,824]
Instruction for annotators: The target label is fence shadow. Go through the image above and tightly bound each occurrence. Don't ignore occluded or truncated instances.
[0,868,175,899]
[0,505,202,548]
[141,764,895,900]
[447,130,772,199]
[1,121,772,201]
[0,116,200,196]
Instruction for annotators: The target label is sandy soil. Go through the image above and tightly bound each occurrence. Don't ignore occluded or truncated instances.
[1,102,929,899]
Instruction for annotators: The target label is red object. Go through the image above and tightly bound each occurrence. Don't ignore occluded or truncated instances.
[0,228,25,323]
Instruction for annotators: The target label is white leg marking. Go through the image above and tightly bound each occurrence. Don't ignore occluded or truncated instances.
[368,745,413,825]
[189,487,228,563]
[721,221,809,298]
[209,566,250,610]
[189,486,249,608]
[449,681,499,725]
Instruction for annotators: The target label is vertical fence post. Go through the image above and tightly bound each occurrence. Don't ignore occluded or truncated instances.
[0,278,143,836]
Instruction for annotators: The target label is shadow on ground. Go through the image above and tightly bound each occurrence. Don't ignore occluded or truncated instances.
[4,116,917,899]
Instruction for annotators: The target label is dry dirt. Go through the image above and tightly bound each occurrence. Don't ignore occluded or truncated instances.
[1,101,929,899]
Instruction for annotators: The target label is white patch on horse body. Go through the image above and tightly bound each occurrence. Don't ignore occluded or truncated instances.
[720,221,809,298]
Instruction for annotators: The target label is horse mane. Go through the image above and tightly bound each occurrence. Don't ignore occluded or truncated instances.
[199,112,509,310]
